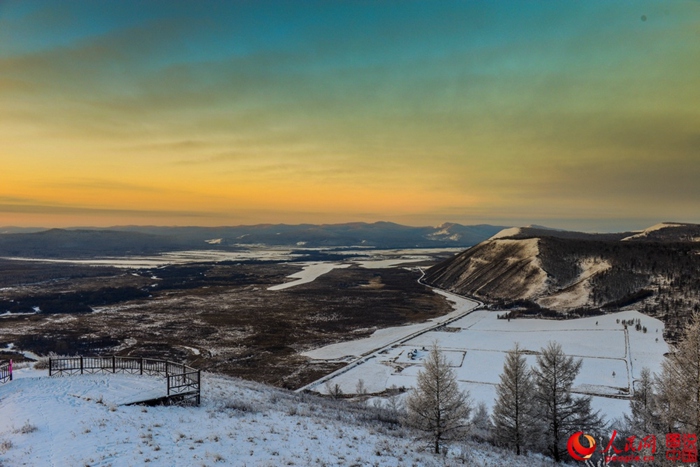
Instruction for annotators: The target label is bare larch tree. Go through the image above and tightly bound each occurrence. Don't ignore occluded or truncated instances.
[406,343,471,454]
[532,341,603,462]
[656,313,700,434]
[492,343,541,455]
[625,366,658,434]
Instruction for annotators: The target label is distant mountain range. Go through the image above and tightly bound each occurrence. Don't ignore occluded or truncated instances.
[424,222,700,341]
[0,222,508,258]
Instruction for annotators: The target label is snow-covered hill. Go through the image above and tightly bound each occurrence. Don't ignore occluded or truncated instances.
[620,222,699,242]
[424,223,700,328]
[0,369,563,466]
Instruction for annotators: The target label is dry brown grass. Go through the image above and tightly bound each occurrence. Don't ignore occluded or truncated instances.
[0,261,451,389]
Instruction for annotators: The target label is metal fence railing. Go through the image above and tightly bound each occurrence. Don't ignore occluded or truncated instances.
[0,360,11,384]
[49,356,200,406]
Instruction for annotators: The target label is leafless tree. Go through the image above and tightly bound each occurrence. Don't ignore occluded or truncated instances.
[324,380,343,399]
[625,367,658,434]
[656,314,700,434]
[385,384,403,414]
[470,401,493,443]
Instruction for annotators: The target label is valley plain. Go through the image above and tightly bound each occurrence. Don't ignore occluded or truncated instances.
[2,221,698,421]
[0,248,458,389]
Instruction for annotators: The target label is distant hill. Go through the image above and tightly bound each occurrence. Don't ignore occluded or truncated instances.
[0,222,508,258]
[0,229,184,258]
[620,222,700,242]
[111,222,507,249]
[424,222,700,341]
[0,227,47,234]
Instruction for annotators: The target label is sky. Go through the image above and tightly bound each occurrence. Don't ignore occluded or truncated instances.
[1,1,699,231]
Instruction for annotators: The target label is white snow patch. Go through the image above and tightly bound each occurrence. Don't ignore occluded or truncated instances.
[182,346,201,356]
[430,227,452,236]
[0,311,37,318]
[538,258,611,310]
[427,229,461,241]
[489,227,521,240]
[353,257,429,269]
[268,262,350,291]
[20,349,42,361]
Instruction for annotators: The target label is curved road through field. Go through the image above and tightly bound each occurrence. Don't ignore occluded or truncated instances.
[296,268,482,393]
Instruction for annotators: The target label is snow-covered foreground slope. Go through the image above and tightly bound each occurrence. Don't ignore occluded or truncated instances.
[0,370,565,466]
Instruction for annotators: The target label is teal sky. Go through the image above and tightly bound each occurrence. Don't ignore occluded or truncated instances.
[1,1,699,231]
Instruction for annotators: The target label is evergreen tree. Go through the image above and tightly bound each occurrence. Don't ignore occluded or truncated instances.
[492,343,541,455]
[406,343,472,454]
[532,341,604,462]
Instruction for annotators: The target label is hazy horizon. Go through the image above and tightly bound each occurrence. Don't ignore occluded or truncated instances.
[2,1,699,230]
[0,218,692,235]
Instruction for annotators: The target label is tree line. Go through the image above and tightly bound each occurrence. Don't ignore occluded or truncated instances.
[402,340,603,460]
[623,314,700,465]
[399,315,700,463]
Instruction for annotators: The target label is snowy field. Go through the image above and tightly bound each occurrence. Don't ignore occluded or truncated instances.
[1,249,303,268]
[1,247,461,270]
[302,291,480,361]
[267,255,442,291]
[0,369,564,466]
[307,307,669,423]
[267,262,351,290]
[351,257,432,269]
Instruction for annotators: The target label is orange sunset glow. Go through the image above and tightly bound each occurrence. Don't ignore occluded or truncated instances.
[2,1,699,231]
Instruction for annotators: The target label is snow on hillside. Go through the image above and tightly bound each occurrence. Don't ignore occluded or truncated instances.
[488,227,521,240]
[621,222,684,241]
[0,369,563,466]
[538,258,611,309]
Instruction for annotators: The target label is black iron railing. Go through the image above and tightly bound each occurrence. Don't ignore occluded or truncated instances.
[49,356,200,405]
[0,360,11,384]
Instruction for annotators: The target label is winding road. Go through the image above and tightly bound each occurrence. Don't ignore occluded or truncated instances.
[296,268,483,393]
